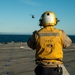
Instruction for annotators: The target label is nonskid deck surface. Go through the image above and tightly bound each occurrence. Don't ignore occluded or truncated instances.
[0,43,75,75]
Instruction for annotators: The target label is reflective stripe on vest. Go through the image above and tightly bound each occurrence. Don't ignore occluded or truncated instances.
[39,33,60,36]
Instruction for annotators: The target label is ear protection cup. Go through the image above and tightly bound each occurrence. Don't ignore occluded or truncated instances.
[39,19,43,26]
[55,18,60,25]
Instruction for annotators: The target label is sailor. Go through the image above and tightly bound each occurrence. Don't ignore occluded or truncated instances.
[27,11,72,75]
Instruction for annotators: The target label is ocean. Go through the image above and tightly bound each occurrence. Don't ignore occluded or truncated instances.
[0,34,75,43]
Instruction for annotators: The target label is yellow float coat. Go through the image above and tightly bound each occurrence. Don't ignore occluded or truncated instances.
[35,27,63,62]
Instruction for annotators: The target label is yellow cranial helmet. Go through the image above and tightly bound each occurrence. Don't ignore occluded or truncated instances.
[39,11,59,26]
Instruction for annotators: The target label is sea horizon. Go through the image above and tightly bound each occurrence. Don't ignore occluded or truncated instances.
[0,34,74,43]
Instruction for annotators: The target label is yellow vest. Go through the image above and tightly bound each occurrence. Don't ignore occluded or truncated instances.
[35,27,63,62]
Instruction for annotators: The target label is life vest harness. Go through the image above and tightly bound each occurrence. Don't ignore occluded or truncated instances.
[35,59,62,68]
[35,58,62,64]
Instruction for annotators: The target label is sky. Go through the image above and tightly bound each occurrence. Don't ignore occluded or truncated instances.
[0,0,75,35]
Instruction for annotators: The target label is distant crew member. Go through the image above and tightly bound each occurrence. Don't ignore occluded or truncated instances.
[27,11,72,75]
